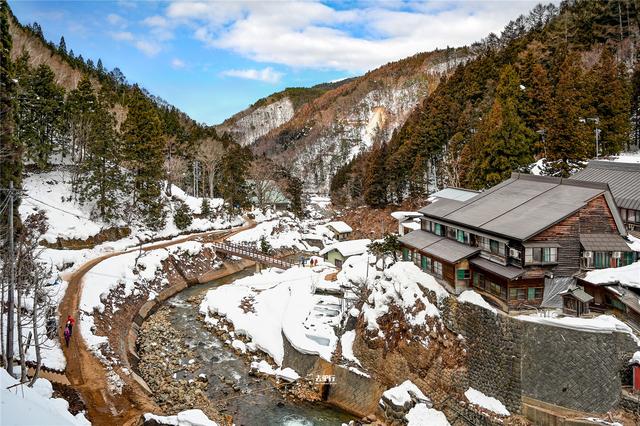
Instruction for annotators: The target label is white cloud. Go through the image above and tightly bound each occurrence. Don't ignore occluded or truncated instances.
[152,0,548,72]
[221,67,283,84]
[106,13,126,27]
[134,40,162,57]
[171,58,186,69]
[143,15,174,40]
[109,31,134,41]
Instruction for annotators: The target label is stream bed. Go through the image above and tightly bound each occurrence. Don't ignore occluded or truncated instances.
[141,269,355,426]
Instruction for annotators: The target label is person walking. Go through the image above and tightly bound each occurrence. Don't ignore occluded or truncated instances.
[66,315,75,336]
[64,325,71,348]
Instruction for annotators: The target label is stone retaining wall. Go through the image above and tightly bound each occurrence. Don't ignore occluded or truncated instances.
[442,298,638,414]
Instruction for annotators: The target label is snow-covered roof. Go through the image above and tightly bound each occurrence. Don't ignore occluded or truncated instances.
[391,211,423,221]
[325,221,353,234]
[583,261,640,289]
[402,220,421,231]
[430,187,480,202]
[320,239,371,257]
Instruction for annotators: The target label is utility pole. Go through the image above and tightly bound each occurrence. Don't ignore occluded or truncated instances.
[6,181,15,377]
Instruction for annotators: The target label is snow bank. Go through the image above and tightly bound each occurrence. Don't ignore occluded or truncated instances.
[382,380,429,407]
[464,387,510,416]
[200,264,340,365]
[458,290,497,315]
[250,360,300,382]
[228,217,306,250]
[0,369,90,426]
[340,330,362,367]
[406,403,450,426]
[143,409,218,426]
[517,314,639,342]
[584,261,640,289]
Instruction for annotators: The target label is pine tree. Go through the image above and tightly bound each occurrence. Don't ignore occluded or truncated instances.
[16,63,65,169]
[467,65,535,187]
[96,59,104,74]
[58,36,66,54]
[218,144,251,214]
[173,200,192,230]
[363,143,388,208]
[121,85,166,229]
[79,95,123,222]
[0,0,22,228]
[587,48,631,156]
[200,198,212,217]
[65,75,96,164]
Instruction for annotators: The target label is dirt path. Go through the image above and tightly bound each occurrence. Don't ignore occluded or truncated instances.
[58,221,255,426]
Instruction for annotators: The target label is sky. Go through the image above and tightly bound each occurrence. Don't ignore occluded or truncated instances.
[10,1,544,125]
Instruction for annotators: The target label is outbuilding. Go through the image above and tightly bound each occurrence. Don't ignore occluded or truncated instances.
[320,239,371,268]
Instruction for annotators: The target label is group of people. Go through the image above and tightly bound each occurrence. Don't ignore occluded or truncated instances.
[300,257,320,267]
[63,315,75,347]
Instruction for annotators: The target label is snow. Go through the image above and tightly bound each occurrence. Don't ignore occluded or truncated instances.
[584,261,640,289]
[406,403,451,426]
[390,211,422,220]
[143,409,218,426]
[250,360,300,382]
[629,351,640,364]
[529,158,546,176]
[464,387,510,416]
[458,290,497,315]
[517,314,639,342]
[607,151,640,164]
[340,330,361,366]
[231,339,247,354]
[200,264,340,365]
[326,221,352,234]
[627,235,640,252]
[320,239,371,257]
[1,369,90,426]
[382,380,429,406]
[228,216,307,251]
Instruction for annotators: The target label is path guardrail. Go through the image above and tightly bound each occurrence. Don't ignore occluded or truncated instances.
[210,242,294,269]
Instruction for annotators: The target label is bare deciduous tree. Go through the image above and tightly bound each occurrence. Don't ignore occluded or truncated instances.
[196,138,225,199]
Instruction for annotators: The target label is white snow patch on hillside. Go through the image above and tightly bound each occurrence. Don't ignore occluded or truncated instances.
[199,264,340,365]
[517,314,639,343]
[382,380,430,406]
[143,409,218,426]
[406,404,451,426]
[607,151,640,163]
[1,369,90,426]
[464,387,510,416]
[340,330,361,366]
[458,290,497,315]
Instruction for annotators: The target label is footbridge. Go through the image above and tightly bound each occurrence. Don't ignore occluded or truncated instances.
[209,241,295,270]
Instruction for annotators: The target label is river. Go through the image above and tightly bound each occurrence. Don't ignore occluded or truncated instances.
[156,268,355,426]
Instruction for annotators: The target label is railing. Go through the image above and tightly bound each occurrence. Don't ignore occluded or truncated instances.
[210,242,294,269]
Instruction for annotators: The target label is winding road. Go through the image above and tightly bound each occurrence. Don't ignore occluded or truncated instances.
[57,222,254,426]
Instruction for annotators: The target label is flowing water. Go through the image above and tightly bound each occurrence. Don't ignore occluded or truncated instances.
[161,269,355,426]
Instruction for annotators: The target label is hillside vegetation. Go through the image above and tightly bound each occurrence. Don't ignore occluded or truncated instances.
[331,0,640,208]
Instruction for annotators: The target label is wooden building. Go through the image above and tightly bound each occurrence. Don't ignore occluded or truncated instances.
[399,173,635,312]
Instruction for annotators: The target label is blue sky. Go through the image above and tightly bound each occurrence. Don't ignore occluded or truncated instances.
[9,1,543,125]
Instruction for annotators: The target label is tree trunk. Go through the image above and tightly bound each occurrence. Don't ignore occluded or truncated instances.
[29,280,41,386]
[16,288,27,382]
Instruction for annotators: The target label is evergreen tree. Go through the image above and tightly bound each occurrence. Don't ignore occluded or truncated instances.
[121,85,166,229]
[0,0,22,227]
[173,200,192,230]
[200,198,212,217]
[16,64,65,169]
[65,75,96,164]
[78,95,123,222]
[546,52,592,176]
[285,175,304,217]
[218,144,251,214]
[259,235,272,254]
[467,65,535,187]
[363,144,388,208]
[58,36,66,54]
[587,48,631,156]
[632,63,640,150]
[96,59,104,74]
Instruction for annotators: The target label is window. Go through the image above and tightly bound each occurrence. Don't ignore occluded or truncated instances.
[402,248,409,261]
[413,252,421,267]
[509,288,526,300]
[433,260,443,277]
[479,236,504,256]
[447,227,456,239]
[525,247,558,264]
[622,251,635,266]
[434,223,444,236]
[421,255,428,272]
[594,251,611,269]
[456,269,470,280]
[421,219,429,231]
[456,229,468,244]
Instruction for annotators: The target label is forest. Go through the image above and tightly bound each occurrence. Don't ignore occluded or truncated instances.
[330,0,640,208]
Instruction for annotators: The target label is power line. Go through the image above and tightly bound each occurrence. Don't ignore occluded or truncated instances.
[22,196,94,221]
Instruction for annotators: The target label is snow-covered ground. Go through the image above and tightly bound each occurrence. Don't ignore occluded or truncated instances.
[464,387,510,416]
[20,170,241,244]
[458,290,497,315]
[1,369,90,426]
[199,263,340,366]
[143,409,218,426]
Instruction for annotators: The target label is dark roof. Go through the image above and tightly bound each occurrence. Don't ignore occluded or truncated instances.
[470,257,524,280]
[399,230,479,263]
[562,287,594,303]
[419,173,622,241]
[579,234,633,252]
[571,161,640,210]
[542,277,575,309]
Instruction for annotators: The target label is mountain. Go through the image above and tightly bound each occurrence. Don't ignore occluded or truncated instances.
[238,49,469,191]
[330,0,640,207]
[216,81,354,147]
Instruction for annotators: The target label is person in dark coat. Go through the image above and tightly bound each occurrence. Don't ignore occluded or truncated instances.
[64,325,71,348]
[66,315,75,336]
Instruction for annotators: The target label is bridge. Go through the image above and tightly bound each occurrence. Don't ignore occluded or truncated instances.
[209,241,295,269]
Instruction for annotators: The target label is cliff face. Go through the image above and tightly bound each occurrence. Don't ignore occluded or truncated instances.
[250,50,469,191]
[217,97,295,147]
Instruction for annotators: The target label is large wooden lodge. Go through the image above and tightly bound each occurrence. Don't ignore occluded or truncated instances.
[398,173,637,312]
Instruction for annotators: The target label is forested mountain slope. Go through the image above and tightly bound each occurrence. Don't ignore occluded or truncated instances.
[331,0,640,208]
[250,48,470,191]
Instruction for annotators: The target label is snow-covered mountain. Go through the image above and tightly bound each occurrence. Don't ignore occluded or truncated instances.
[246,49,469,191]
